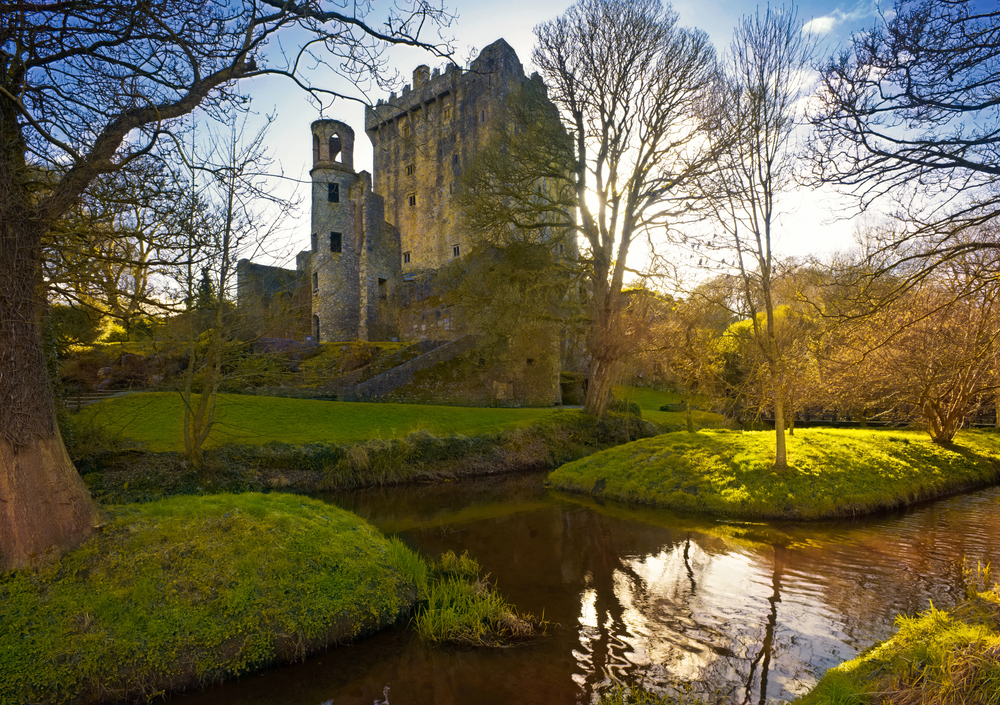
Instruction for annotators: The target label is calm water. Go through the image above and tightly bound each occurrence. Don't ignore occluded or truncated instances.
[174,474,1000,705]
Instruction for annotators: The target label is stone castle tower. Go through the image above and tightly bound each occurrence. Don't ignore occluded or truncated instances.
[305,119,401,342]
[365,39,542,275]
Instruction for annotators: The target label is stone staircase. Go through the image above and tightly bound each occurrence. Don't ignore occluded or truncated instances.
[341,335,477,401]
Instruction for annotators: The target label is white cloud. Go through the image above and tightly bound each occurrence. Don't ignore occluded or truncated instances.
[803,16,838,36]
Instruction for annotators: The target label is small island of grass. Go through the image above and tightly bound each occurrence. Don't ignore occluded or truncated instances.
[0,494,420,703]
[548,427,1000,520]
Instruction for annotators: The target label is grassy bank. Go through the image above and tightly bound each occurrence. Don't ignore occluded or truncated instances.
[75,403,664,504]
[799,564,1000,705]
[549,428,1000,520]
[0,493,419,704]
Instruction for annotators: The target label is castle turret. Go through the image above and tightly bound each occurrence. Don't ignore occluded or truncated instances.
[309,119,401,343]
[310,120,360,342]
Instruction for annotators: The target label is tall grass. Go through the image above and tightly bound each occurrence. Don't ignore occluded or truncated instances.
[404,549,539,646]
[799,562,1000,705]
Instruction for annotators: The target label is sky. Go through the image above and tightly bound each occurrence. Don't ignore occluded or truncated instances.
[236,0,888,271]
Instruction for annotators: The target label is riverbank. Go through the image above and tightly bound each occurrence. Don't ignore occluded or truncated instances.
[548,427,1000,520]
[0,493,420,703]
[76,408,669,505]
[798,563,1000,704]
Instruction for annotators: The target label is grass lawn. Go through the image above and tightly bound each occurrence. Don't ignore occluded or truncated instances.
[0,493,418,703]
[548,427,1000,520]
[73,392,564,452]
[614,386,728,430]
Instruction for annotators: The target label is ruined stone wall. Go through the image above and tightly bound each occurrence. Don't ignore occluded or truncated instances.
[365,39,534,274]
[356,173,401,341]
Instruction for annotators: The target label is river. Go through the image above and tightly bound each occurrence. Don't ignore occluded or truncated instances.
[173,473,1000,705]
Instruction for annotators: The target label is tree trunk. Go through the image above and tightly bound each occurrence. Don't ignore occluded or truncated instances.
[773,394,788,469]
[686,396,695,433]
[0,211,99,571]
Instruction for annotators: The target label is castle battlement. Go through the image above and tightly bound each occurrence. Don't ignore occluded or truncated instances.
[365,39,522,131]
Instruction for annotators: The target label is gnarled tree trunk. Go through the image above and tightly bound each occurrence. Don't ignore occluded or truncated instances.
[0,215,99,571]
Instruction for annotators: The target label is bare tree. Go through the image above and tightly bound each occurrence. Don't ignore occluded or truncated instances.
[808,0,1000,286]
[466,0,721,416]
[0,0,453,570]
[178,113,296,468]
[698,6,815,468]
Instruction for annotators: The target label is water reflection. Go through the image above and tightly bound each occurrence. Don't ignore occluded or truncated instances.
[173,475,1000,705]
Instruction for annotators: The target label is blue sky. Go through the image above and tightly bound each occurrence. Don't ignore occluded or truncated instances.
[238,0,887,270]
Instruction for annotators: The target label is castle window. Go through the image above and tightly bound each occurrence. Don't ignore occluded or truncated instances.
[480,110,486,123]
[403,251,411,264]
[452,154,458,165]
[405,164,415,176]
[312,272,319,292]
[452,244,460,257]
[328,182,339,203]
[329,134,342,162]
[378,278,388,300]
[408,193,417,207]
[313,315,320,340]
[311,232,317,253]
[402,123,410,138]
[330,231,342,253]
[443,105,453,120]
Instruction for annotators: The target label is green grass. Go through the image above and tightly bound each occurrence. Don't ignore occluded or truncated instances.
[72,392,563,452]
[614,386,729,431]
[798,563,1000,705]
[0,493,420,703]
[409,550,539,646]
[548,428,1000,520]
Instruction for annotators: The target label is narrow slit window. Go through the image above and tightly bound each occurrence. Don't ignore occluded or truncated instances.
[311,232,318,253]
[328,182,339,203]
[405,164,415,176]
[452,244,460,257]
[312,272,319,292]
[403,251,411,264]
[408,193,417,207]
[330,231,342,253]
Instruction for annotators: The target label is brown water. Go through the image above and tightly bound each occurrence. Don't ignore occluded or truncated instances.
[173,474,1000,705]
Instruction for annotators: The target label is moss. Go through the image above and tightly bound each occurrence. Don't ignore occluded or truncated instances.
[0,493,418,704]
[548,428,1000,520]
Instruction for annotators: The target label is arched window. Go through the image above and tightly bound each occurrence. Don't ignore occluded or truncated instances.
[329,134,342,163]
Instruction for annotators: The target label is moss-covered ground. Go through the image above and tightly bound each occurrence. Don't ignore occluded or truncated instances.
[798,564,1000,705]
[549,428,1000,520]
[0,493,419,704]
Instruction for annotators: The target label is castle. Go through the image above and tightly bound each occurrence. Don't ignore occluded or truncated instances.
[237,39,575,402]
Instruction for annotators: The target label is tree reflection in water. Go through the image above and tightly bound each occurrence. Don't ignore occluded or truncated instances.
[170,476,1000,705]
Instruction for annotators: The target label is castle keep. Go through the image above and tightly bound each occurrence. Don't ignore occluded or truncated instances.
[365,39,536,274]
